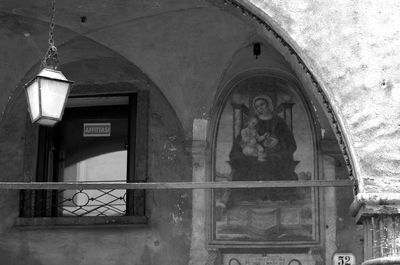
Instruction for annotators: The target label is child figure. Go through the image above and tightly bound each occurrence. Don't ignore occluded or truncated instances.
[240,117,268,161]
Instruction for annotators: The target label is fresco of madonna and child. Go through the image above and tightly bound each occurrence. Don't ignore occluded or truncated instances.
[213,76,317,244]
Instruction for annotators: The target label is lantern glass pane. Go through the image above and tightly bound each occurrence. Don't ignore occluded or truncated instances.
[40,79,70,119]
[26,79,40,121]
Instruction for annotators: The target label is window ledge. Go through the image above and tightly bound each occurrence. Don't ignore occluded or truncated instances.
[15,216,148,229]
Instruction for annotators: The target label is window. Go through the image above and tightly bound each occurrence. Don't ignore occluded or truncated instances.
[19,91,149,225]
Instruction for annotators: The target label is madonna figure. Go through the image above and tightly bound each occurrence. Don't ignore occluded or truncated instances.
[228,95,299,203]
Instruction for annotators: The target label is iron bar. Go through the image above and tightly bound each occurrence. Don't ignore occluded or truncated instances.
[0,180,353,190]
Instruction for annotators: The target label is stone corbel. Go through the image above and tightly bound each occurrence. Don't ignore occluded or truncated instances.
[350,193,400,265]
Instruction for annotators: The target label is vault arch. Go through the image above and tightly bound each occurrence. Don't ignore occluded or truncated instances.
[218,0,361,193]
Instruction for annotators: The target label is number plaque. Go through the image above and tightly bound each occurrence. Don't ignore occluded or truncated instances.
[333,253,355,265]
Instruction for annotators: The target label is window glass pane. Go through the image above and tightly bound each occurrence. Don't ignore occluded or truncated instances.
[56,102,130,217]
[62,151,127,216]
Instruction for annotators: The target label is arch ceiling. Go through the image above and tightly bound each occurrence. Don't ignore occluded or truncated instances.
[1,0,397,193]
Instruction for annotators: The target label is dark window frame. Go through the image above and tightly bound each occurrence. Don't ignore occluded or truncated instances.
[19,85,149,227]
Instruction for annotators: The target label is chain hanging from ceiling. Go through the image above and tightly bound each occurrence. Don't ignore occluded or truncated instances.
[41,0,59,69]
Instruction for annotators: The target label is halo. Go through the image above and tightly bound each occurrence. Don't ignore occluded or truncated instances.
[252,95,273,113]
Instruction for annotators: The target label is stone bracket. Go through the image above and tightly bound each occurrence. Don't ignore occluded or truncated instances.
[350,193,400,224]
[362,257,400,265]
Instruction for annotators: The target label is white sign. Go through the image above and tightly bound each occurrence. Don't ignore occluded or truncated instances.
[333,253,355,265]
[83,123,111,137]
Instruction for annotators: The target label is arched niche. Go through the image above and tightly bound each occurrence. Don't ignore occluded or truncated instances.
[0,35,191,232]
[214,0,360,193]
[203,35,360,264]
[209,70,322,248]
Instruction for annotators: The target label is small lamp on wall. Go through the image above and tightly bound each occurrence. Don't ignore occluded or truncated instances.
[281,94,295,132]
[24,0,73,127]
[253,42,261,59]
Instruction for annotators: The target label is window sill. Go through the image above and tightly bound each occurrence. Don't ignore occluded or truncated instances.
[15,216,148,229]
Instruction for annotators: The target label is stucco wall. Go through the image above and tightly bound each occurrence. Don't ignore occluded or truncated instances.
[0,0,398,264]
[242,0,400,193]
[0,51,192,265]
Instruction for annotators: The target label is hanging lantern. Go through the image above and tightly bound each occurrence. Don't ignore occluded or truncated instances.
[25,68,73,126]
[24,0,73,127]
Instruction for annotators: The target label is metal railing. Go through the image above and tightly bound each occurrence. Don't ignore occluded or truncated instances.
[59,189,126,217]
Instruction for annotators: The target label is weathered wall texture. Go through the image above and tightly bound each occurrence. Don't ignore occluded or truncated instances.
[2,0,399,192]
[0,0,397,264]
[245,0,400,192]
[0,78,191,265]
[0,27,192,265]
